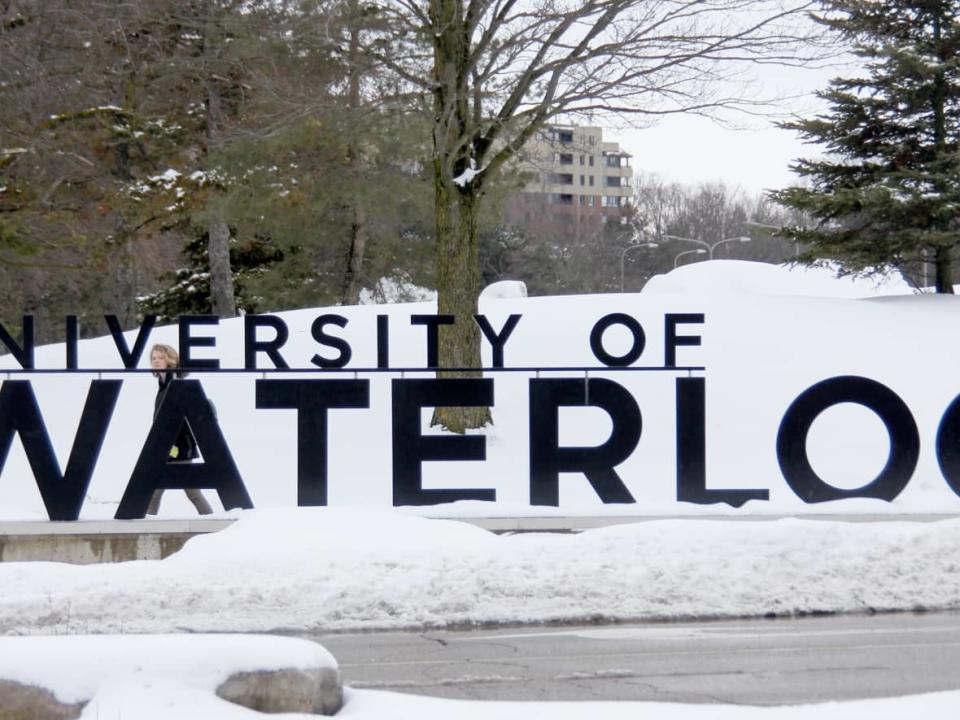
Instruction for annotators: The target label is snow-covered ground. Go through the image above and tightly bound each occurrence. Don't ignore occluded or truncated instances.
[2,507,959,717]
[1,508,958,635]
[1,259,957,520]
[74,684,960,720]
[3,260,960,716]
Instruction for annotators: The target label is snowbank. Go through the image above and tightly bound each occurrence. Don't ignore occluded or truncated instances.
[0,259,958,521]
[0,508,957,635]
[0,634,336,704]
[642,259,912,297]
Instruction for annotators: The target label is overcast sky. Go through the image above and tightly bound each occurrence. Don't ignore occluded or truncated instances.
[614,61,850,196]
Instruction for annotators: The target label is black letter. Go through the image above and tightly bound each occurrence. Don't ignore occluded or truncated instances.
[676,377,767,507]
[0,316,35,369]
[377,314,390,369]
[475,314,521,368]
[590,313,645,367]
[310,314,351,368]
[106,315,156,369]
[665,314,704,367]
[244,315,290,369]
[66,315,79,370]
[392,379,495,505]
[178,315,220,369]
[935,394,960,498]
[529,378,639,506]
[776,376,919,503]
[0,380,121,520]
[410,315,454,368]
[116,380,252,518]
[256,379,369,505]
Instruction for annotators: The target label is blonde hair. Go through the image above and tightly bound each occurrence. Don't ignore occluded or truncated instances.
[150,343,180,369]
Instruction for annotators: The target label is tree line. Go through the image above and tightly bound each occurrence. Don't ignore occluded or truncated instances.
[3,0,958,431]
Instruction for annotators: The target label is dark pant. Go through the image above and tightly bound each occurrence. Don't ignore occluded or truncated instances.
[146,488,213,515]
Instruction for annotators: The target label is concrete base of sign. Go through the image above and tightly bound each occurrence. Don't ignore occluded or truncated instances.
[2,515,958,564]
[0,519,232,563]
[0,635,342,717]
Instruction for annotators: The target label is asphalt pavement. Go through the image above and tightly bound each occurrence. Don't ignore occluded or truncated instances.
[309,611,960,704]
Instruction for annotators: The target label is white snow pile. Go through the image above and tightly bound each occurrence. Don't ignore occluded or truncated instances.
[339,688,960,720]
[0,508,958,635]
[2,258,958,520]
[642,259,913,297]
[0,633,335,705]
[34,683,960,720]
[480,280,528,299]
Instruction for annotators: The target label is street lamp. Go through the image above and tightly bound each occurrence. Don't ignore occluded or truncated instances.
[673,248,706,269]
[662,234,752,260]
[619,242,658,292]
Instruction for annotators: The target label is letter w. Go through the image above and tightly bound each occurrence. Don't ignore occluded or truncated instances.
[0,380,121,520]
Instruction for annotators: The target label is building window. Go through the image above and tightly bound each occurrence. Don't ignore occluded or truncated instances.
[588,175,594,187]
[602,195,622,207]
[559,153,574,165]
[579,155,585,165]
[559,193,574,204]
[588,156,594,167]
[605,176,621,187]
[579,175,584,186]
[605,155,622,167]
[550,128,574,143]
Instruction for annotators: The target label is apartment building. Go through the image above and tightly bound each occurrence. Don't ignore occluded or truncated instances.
[506,124,633,239]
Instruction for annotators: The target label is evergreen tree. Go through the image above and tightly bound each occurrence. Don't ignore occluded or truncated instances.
[772,0,960,293]
[137,236,283,322]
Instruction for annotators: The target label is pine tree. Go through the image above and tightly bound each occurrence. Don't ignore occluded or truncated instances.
[772,0,960,293]
[137,236,283,322]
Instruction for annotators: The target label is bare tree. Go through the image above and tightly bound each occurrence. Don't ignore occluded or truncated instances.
[362,0,819,431]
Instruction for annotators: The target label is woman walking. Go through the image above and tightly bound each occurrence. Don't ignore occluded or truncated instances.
[146,343,213,515]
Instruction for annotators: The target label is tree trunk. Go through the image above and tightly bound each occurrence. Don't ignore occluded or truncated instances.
[208,217,236,316]
[428,0,490,432]
[339,16,366,307]
[341,202,366,305]
[203,0,236,318]
[111,230,137,326]
[431,172,491,432]
[111,73,136,326]
[935,246,954,294]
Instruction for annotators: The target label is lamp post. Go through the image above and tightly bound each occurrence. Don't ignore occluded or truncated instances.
[673,248,706,269]
[662,234,752,260]
[619,242,658,292]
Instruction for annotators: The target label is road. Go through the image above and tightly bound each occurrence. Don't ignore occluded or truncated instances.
[309,611,960,705]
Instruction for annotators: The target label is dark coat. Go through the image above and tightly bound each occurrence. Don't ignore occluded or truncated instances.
[155,371,197,461]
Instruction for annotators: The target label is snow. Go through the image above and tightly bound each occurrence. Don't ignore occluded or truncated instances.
[642,259,912,297]
[343,688,960,719]
[2,259,960,714]
[480,280,528,299]
[1,260,953,520]
[0,633,335,704]
[453,160,480,187]
[17,681,958,719]
[0,509,958,635]
[151,168,181,184]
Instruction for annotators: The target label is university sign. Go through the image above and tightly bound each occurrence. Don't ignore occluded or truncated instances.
[0,309,959,521]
